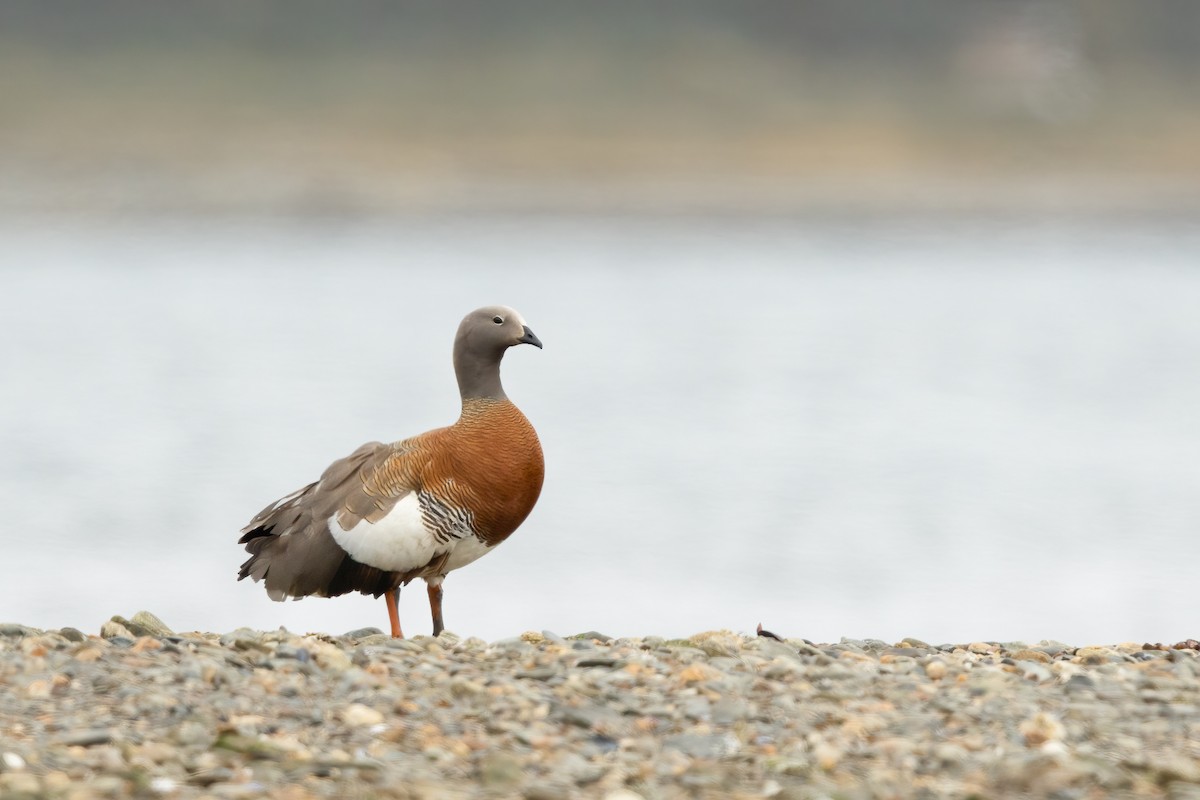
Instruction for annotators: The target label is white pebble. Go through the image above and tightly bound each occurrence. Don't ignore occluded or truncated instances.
[150,777,177,794]
[339,703,385,727]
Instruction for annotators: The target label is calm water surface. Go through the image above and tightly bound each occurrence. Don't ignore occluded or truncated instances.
[2,214,1198,643]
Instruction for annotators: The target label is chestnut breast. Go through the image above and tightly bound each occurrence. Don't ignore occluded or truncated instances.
[422,398,544,545]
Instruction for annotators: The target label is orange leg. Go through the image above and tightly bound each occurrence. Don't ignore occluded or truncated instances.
[427,581,445,637]
[385,589,404,639]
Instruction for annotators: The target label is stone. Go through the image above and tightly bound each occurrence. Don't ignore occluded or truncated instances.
[883,647,927,658]
[173,721,214,748]
[0,623,36,637]
[516,667,557,681]
[663,733,737,759]
[933,742,969,766]
[219,629,270,652]
[342,627,383,639]
[2,622,1199,797]
[274,644,310,662]
[306,641,352,671]
[479,753,525,789]
[524,780,572,800]
[1064,674,1096,693]
[552,751,606,785]
[813,741,842,770]
[576,657,621,668]
[129,611,175,637]
[149,777,178,794]
[1019,713,1065,747]
[58,730,114,747]
[1016,661,1053,683]
[677,663,724,684]
[682,698,710,721]
[99,620,134,640]
[213,732,284,758]
[1141,754,1200,786]
[755,638,808,663]
[712,697,749,724]
[690,630,740,657]
[1035,640,1072,657]
[1075,646,1123,665]
[559,704,620,731]
[339,704,384,727]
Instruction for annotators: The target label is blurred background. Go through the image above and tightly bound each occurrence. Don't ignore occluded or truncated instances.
[2,1,1198,644]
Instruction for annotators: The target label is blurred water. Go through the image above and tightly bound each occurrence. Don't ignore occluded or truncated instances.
[1,213,1198,644]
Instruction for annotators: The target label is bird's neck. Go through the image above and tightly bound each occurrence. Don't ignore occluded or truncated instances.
[454,347,507,402]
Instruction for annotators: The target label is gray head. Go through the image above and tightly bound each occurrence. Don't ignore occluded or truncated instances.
[453,305,542,401]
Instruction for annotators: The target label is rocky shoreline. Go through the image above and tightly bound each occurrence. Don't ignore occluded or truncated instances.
[2,614,1200,799]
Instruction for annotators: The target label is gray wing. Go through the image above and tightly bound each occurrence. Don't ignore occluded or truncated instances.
[237,441,418,599]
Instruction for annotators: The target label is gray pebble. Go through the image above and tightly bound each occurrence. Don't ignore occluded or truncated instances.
[682,698,710,721]
[663,732,738,759]
[491,637,533,652]
[479,752,524,789]
[57,627,86,642]
[273,644,310,662]
[1065,674,1097,693]
[576,657,620,668]
[342,627,384,639]
[559,704,620,730]
[516,666,557,681]
[58,729,114,747]
[2,623,42,637]
[712,697,748,724]
[6,625,1198,798]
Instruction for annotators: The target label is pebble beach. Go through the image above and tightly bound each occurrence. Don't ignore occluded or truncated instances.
[3,614,1200,799]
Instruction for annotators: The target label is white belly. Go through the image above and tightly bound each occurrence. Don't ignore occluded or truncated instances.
[442,535,494,572]
[326,493,494,575]
[328,493,440,573]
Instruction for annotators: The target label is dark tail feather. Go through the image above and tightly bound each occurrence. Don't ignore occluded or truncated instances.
[326,558,403,598]
[238,525,274,546]
[238,526,402,599]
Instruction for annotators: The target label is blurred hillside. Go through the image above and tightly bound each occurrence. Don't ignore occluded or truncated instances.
[2,0,1199,215]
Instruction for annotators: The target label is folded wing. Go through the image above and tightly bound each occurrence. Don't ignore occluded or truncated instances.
[237,440,427,599]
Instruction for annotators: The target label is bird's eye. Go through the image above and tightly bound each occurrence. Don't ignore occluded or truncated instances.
[493,316,504,324]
